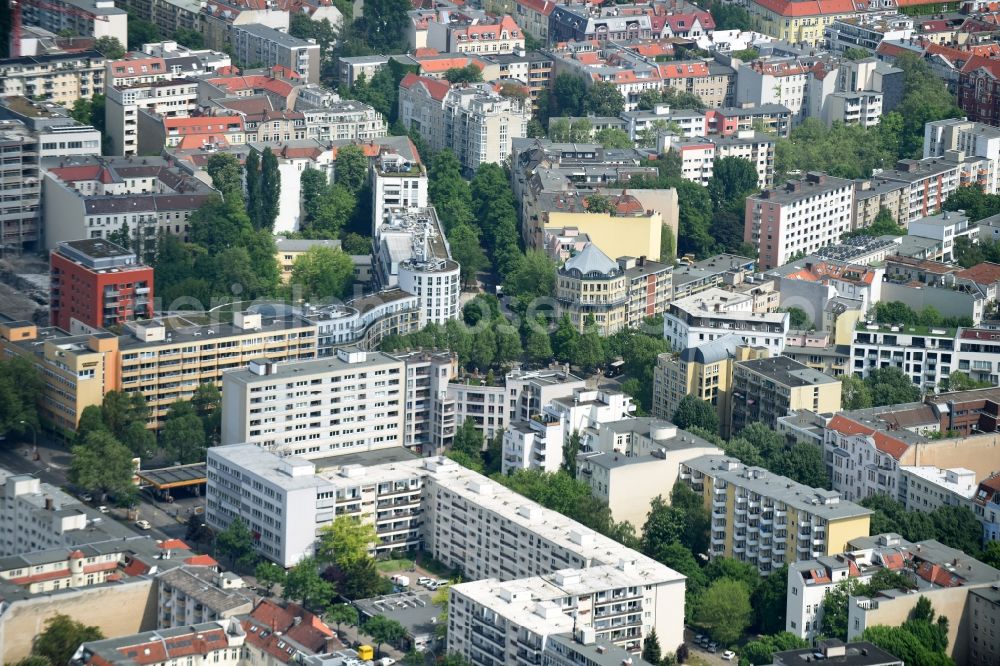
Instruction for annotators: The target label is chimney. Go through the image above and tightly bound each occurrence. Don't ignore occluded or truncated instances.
[45,496,54,511]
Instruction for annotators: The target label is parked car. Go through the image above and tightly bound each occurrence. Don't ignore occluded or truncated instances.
[135,519,151,530]
[417,577,433,586]
[97,505,109,514]
[722,650,736,661]
[708,642,718,653]
[80,493,93,503]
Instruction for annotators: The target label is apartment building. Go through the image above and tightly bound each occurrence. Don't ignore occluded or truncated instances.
[850,321,957,394]
[900,465,978,515]
[736,59,812,121]
[398,74,529,173]
[231,23,321,85]
[0,51,106,105]
[105,78,200,156]
[908,210,978,263]
[302,289,422,355]
[116,0,203,37]
[107,41,232,88]
[555,245,670,335]
[300,99,388,143]
[0,320,120,433]
[744,0,906,46]
[200,0,290,51]
[481,51,553,110]
[974,474,1000,542]
[0,122,41,251]
[70,619,247,666]
[374,207,460,325]
[663,130,775,188]
[50,239,153,333]
[426,14,525,55]
[651,335,769,437]
[663,287,790,356]
[576,420,723,527]
[387,350,458,454]
[679,454,872,575]
[730,355,842,434]
[155,565,253,629]
[745,172,855,271]
[669,253,756,300]
[206,445,685,655]
[338,55,389,89]
[22,0,127,46]
[41,154,217,250]
[371,150,428,221]
[549,5,653,43]
[220,350,405,459]
[959,58,1000,129]
[826,14,915,54]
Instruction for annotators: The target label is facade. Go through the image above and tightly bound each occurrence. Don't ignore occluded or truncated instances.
[41,155,215,250]
[371,150,429,221]
[959,59,1000,128]
[555,245,671,335]
[0,51,106,105]
[850,322,957,394]
[576,420,724,527]
[220,350,406,459]
[651,335,768,438]
[745,172,855,271]
[231,23,321,84]
[900,466,977,515]
[663,287,790,356]
[822,413,924,503]
[426,14,525,55]
[680,454,872,575]
[105,79,201,156]
[70,619,247,666]
[22,0,127,45]
[374,207,460,325]
[49,239,153,333]
[398,74,529,173]
[206,444,685,655]
[730,355,842,434]
[388,350,459,454]
[156,566,254,629]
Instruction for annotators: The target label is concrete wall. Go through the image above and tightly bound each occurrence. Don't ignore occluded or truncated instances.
[775,278,838,331]
[880,282,983,324]
[902,433,1000,480]
[0,579,157,662]
[545,211,662,263]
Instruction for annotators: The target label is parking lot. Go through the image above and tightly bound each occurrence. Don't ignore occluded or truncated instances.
[684,628,736,665]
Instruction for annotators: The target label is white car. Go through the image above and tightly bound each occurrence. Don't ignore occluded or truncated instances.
[97,505,109,514]
[417,577,433,586]
[135,519,151,530]
[722,650,736,661]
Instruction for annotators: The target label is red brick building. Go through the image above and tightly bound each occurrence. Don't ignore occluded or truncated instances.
[50,239,153,332]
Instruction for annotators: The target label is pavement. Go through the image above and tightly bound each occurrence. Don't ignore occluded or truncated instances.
[684,628,735,665]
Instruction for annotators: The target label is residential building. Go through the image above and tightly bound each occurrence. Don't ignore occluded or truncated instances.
[41,154,217,250]
[705,103,793,137]
[736,59,812,121]
[105,78,201,156]
[974,474,1000,542]
[206,446,685,658]
[745,172,855,271]
[371,149,428,221]
[651,335,769,437]
[243,599,340,666]
[22,0,127,45]
[730,355,842,434]
[663,287,790,356]
[852,177,909,229]
[549,5,653,43]
[907,210,978,262]
[968,586,1000,666]
[220,350,406,459]
[156,566,254,628]
[426,14,525,55]
[744,0,908,46]
[512,0,555,42]
[116,0,203,37]
[338,55,389,89]
[70,619,247,666]
[481,51,553,109]
[663,130,776,188]
[387,349,458,454]
[398,74,529,174]
[49,239,153,333]
[900,466,978,515]
[543,631,657,666]
[106,41,232,88]
[770,258,883,324]
[826,14,915,54]
[812,236,900,266]
[0,51,106,105]
[924,118,1000,193]
[877,156,966,224]
[773,640,902,666]
[850,321,958,394]
[275,238,342,283]
[374,206,460,325]
[555,245,671,335]
[959,58,1000,128]
[781,329,853,378]
[199,0,290,52]
[231,24,321,84]
[0,121,43,250]
[116,312,318,428]
[669,253,756,300]
[576,421,723,527]
[679,454,872,574]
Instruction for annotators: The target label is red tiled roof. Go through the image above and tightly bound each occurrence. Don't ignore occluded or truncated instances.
[956,261,1000,285]
[82,561,121,574]
[122,558,151,576]
[658,62,709,78]
[750,0,862,17]
[826,414,910,459]
[916,561,964,587]
[114,628,230,665]
[183,554,219,566]
[960,55,1000,78]
[158,539,192,550]
[206,74,294,98]
[9,568,71,585]
[881,552,906,570]
[399,73,453,101]
[517,0,556,16]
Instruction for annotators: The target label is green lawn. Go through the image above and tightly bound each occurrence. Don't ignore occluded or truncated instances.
[375,558,415,573]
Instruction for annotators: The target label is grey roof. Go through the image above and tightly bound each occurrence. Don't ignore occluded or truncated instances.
[222,351,401,387]
[736,355,841,388]
[157,566,255,613]
[232,23,318,48]
[276,238,342,253]
[354,591,440,639]
[679,333,747,364]
[562,243,618,276]
[773,640,901,666]
[546,632,657,666]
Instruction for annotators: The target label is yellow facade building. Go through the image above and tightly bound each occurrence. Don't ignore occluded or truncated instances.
[680,454,872,575]
[544,208,664,263]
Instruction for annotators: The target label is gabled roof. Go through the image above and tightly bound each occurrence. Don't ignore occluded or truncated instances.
[399,73,452,101]
[956,262,1000,285]
[826,414,910,459]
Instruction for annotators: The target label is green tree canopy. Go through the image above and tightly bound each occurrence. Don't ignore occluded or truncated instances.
[365,615,407,656]
[93,36,126,59]
[290,245,355,301]
[32,614,103,666]
[317,515,379,567]
[672,394,720,434]
[160,400,207,464]
[694,578,753,645]
[69,430,136,501]
[284,556,335,609]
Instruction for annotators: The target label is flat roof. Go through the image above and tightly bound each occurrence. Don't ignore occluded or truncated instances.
[736,355,840,388]
[222,352,402,387]
[137,463,207,489]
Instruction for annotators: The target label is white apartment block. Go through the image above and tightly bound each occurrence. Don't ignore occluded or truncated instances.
[662,130,776,188]
[822,413,920,503]
[105,79,200,156]
[744,172,855,271]
[371,151,429,222]
[399,74,530,174]
[502,415,566,475]
[301,102,388,143]
[386,349,459,455]
[900,466,978,515]
[374,207,460,325]
[850,322,958,394]
[220,350,406,459]
[205,444,685,656]
[736,60,811,121]
[156,566,254,629]
[0,51,107,106]
[907,210,978,263]
[663,287,789,355]
[22,0,127,46]
[924,118,1000,194]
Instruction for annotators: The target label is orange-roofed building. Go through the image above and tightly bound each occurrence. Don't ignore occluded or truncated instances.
[427,13,525,55]
[823,413,919,502]
[744,0,939,45]
[69,619,246,666]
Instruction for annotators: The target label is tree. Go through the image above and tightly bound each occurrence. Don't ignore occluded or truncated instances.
[192,383,222,444]
[259,148,281,231]
[93,36,125,59]
[255,561,287,594]
[594,128,633,149]
[0,356,42,438]
[317,515,379,566]
[672,395,719,434]
[865,366,920,406]
[549,117,571,142]
[732,48,760,61]
[470,328,497,371]
[496,470,614,534]
[16,656,52,666]
[740,633,809,665]
[342,232,372,255]
[335,144,368,192]
[207,153,244,200]
[359,0,411,52]
[642,628,662,664]
[453,417,484,457]
[694,578,753,645]
[284,557,335,609]
[161,401,207,464]
[769,443,829,488]
[584,81,626,116]
[327,554,393,600]
[127,19,160,49]
[495,326,522,365]
[641,496,687,555]
[551,74,586,117]
[943,371,992,392]
[524,318,554,364]
[708,0,752,30]
[216,518,256,568]
[570,118,592,142]
[172,28,203,49]
[365,615,406,657]
[707,156,759,207]
[781,306,812,330]
[32,614,103,666]
[448,223,488,287]
[842,207,905,239]
[841,374,873,410]
[561,431,582,478]
[290,245,355,301]
[931,505,984,556]
[574,330,605,372]
[982,540,1000,569]
[326,603,359,635]
[752,565,789,635]
[503,250,555,299]
[638,89,664,111]
[893,53,962,159]
[444,64,483,84]
[69,431,136,501]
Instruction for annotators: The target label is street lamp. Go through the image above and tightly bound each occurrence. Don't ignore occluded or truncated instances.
[19,420,36,454]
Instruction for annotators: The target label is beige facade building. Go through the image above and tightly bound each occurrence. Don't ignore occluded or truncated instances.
[730,355,842,435]
[543,208,666,265]
[0,51,106,105]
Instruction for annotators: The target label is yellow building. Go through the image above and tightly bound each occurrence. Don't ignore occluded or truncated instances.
[730,355,842,435]
[544,208,664,263]
[651,335,768,438]
[680,454,872,574]
[0,321,120,434]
